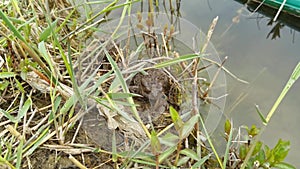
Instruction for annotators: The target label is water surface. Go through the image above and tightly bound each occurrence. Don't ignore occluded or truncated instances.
[182,0,300,166]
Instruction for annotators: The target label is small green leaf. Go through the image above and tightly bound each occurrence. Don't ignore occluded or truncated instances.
[180,148,200,161]
[252,141,263,156]
[268,153,276,164]
[224,119,231,136]
[239,144,248,160]
[177,156,190,166]
[265,145,271,157]
[191,154,210,168]
[257,149,265,164]
[150,130,161,155]
[181,114,198,139]
[272,139,290,162]
[264,144,276,163]
[169,106,183,132]
[159,146,176,163]
[247,125,260,137]
[15,78,25,93]
[159,132,179,147]
[223,119,234,168]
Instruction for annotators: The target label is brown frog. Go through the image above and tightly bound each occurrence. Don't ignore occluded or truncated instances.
[129,69,180,123]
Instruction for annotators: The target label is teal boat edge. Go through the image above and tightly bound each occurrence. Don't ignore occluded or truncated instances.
[260,0,300,15]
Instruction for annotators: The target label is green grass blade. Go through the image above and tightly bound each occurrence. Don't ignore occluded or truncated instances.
[255,104,267,124]
[265,62,300,124]
[222,119,234,168]
[154,53,203,69]
[0,155,16,169]
[0,9,26,42]
[158,146,176,163]
[39,20,57,41]
[79,67,111,95]
[38,41,55,75]
[42,10,73,92]
[61,0,118,41]
[86,71,113,96]
[291,62,300,80]
[0,109,16,122]
[53,96,62,114]
[56,9,76,33]
[192,154,211,168]
[181,114,198,139]
[15,78,25,93]
[199,114,224,169]
[150,130,161,155]
[0,72,16,78]
[177,157,190,167]
[104,48,151,138]
[16,138,24,169]
[23,127,49,156]
[111,0,133,37]
[104,48,128,94]
[17,97,32,122]
[180,148,200,161]
[67,41,84,105]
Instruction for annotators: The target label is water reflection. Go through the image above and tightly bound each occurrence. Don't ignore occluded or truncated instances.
[234,0,300,40]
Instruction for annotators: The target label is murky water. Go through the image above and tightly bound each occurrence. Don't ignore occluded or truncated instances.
[182,0,300,166]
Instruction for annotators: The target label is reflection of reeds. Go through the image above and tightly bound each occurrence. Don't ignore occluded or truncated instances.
[235,0,300,40]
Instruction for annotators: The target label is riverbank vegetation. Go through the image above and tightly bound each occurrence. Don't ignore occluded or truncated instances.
[0,0,298,168]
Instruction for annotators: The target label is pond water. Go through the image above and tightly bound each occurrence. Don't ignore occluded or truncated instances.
[74,0,299,167]
[181,0,300,167]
